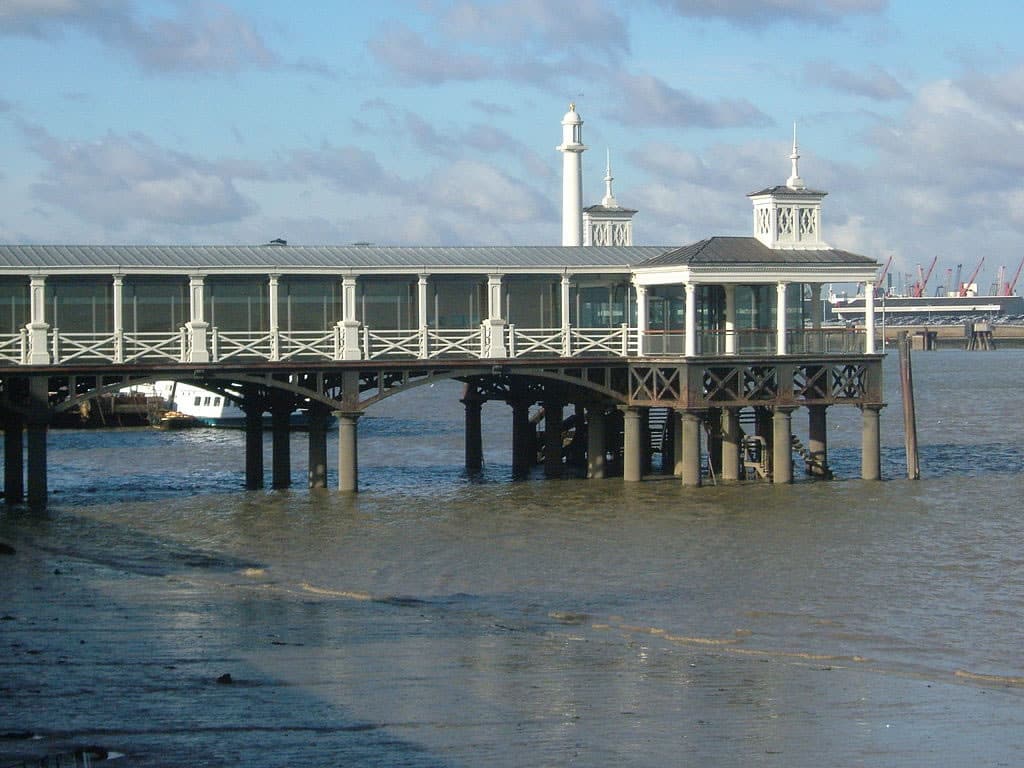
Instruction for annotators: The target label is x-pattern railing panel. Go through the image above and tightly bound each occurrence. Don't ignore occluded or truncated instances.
[52,331,118,364]
[212,330,273,361]
[508,327,563,357]
[572,327,628,356]
[363,329,421,359]
[0,332,26,364]
[277,330,336,360]
[123,331,186,363]
[427,328,484,358]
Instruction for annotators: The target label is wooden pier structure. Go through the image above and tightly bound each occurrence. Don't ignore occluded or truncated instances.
[0,111,885,506]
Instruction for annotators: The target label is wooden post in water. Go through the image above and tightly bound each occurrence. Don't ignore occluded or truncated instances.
[899,332,920,480]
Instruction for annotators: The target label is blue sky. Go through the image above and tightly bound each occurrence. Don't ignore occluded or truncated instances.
[2,0,1023,292]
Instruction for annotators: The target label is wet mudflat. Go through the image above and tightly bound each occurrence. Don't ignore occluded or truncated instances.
[2,351,1024,767]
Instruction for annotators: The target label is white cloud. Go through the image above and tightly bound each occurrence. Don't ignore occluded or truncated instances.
[0,0,278,73]
[24,126,258,227]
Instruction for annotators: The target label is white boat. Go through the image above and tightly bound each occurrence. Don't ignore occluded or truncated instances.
[129,381,329,429]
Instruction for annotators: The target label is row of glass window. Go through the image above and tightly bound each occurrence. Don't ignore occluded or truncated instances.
[0,276,806,335]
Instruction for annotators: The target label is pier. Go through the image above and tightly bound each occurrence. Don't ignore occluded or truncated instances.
[0,109,884,505]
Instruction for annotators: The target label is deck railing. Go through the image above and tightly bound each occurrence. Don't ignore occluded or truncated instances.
[0,324,872,367]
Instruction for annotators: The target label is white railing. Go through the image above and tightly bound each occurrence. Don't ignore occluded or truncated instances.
[276,330,337,361]
[571,325,632,357]
[210,329,273,362]
[507,325,564,357]
[426,327,485,358]
[122,330,188,363]
[363,328,422,359]
[51,330,119,364]
[0,331,27,364]
[3,323,874,367]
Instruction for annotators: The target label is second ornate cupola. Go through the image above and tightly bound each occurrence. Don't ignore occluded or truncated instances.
[748,125,828,250]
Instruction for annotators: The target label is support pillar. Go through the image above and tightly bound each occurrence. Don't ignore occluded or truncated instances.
[586,405,606,479]
[243,397,264,491]
[510,399,533,480]
[865,281,876,354]
[707,410,723,478]
[776,281,788,355]
[807,404,830,477]
[861,404,883,481]
[337,412,360,492]
[622,406,642,482]
[270,387,291,489]
[4,412,24,504]
[462,388,483,474]
[721,408,741,481]
[543,398,563,478]
[672,410,683,476]
[307,403,329,489]
[680,410,702,487]
[660,408,675,475]
[26,376,49,508]
[684,282,697,357]
[772,407,795,484]
[724,285,737,355]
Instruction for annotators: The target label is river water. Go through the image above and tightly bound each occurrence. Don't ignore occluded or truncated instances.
[2,351,1023,767]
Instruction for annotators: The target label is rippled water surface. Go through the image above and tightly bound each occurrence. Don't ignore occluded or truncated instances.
[2,351,1024,767]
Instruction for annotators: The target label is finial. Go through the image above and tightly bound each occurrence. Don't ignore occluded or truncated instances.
[787,121,805,190]
[602,148,618,208]
[569,102,576,112]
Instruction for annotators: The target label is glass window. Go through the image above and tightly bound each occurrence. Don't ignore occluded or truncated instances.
[124,277,188,333]
[280,277,342,331]
[205,277,269,332]
[46,277,114,333]
[505,277,559,327]
[357,278,417,330]
[0,278,29,335]
[430,277,485,329]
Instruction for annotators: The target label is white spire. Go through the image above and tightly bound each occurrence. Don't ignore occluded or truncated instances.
[601,148,619,208]
[787,122,805,190]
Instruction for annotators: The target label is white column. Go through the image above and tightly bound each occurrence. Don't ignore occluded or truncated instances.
[776,281,788,355]
[724,284,736,356]
[483,274,507,358]
[635,284,648,357]
[27,275,50,364]
[418,274,429,358]
[864,281,876,354]
[187,274,209,363]
[561,274,572,355]
[684,282,697,357]
[268,274,280,361]
[339,275,360,360]
[112,274,124,363]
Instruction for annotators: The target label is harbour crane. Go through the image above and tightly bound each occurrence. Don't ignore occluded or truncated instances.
[1003,256,1024,296]
[959,256,984,297]
[874,255,893,295]
[911,255,938,297]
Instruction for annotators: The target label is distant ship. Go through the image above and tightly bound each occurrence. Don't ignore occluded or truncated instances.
[829,292,1024,322]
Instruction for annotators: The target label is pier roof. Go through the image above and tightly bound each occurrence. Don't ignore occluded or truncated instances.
[635,236,875,268]
[0,244,669,272]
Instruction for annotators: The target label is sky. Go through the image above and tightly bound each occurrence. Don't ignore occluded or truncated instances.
[1,0,1023,293]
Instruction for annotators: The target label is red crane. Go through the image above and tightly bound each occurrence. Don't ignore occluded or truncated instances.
[1004,256,1024,296]
[912,255,938,297]
[874,255,893,295]
[959,256,984,296]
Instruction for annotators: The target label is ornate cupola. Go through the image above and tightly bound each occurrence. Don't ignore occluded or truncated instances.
[583,150,637,245]
[748,125,828,249]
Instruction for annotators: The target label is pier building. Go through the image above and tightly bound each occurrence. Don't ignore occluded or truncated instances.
[0,109,881,506]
